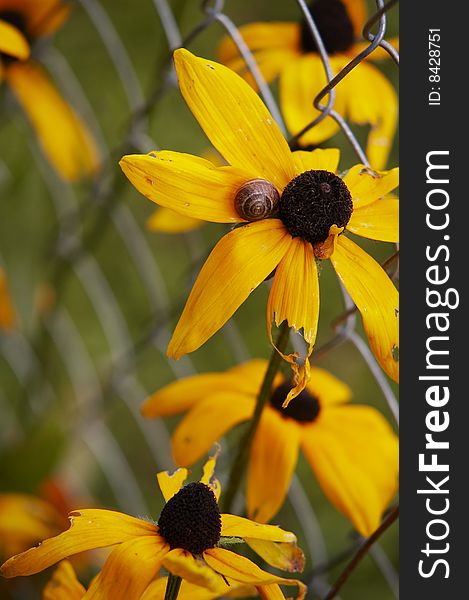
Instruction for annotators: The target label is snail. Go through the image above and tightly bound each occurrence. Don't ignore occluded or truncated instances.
[234,179,280,221]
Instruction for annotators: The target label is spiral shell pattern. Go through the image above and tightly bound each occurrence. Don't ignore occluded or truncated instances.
[234,179,280,221]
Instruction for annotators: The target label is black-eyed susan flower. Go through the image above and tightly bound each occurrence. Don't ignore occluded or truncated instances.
[217,0,398,169]
[42,561,263,600]
[141,360,399,537]
[120,49,399,402]
[0,0,100,180]
[0,268,16,331]
[1,454,306,600]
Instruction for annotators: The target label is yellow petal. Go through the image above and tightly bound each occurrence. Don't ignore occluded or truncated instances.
[0,509,157,577]
[342,0,368,38]
[301,405,398,536]
[340,62,398,170]
[26,0,71,37]
[83,536,167,600]
[147,207,203,233]
[343,165,399,208]
[330,236,399,382]
[247,410,301,524]
[245,539,304,573]
[220,514,296,544]
[279,54,347,146]
[292,148,340,175]
[172,392,254,467]
[267,238,319,406]
[306,367,352,407]
[6,62,100,181]
[120,152,249,224]
[348,196,399,242]
[0,269,16,331]
[257,584,287,600]
[173,49,296,190]
[0,20,30,60]
[163,548,226,591]
[141,372,248,419]
[200,448,221,501]
[157,468,188,503]
[204,548,306,597]
[217,22,300,67]
[142,577,238,600]
[43,561,86,600]
[167,220,292,359]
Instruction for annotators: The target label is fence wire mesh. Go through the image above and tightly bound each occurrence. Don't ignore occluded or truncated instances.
[0,1,399,598]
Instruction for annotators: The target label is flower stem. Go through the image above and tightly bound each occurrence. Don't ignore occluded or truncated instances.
[221,321,291,513]
[164,574,182,600]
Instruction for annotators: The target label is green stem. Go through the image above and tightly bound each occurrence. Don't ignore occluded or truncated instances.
[221,321,291,514]
[164,574,182,600]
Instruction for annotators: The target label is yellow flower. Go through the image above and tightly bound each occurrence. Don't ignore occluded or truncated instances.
[142,360,399,537]
[0,0,100,180]
[120,49,399,401]
[42,561,263,600]
[217,0,398,169]
[0,268,16,331]
[1,454,306,600]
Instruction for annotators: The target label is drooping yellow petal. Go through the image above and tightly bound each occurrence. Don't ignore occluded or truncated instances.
[200,447,221,501]
[204,548,306,598]
[172,393,254,468]
[217,22,301,67]
[340,62,398,169]
[0,19,30,60]
[306,367,352,408]
[267,237,319,405]
[347,196,399,243]
[0,268,16,331]
[22,0,71,38]
[257,584,288,600]
[343,165,399,208]
[173,49,296,190]
[157,468,188,503]
[220,514,296,544]
[301,405,398,537]
[43,561,85,600]
[0,509,157,578]
[147,207,203,233]
[247,410,301,524]
[120,152,249,224]
[330,236,399,382]
[245,539,304,574]
[6,62,100,181]
[141,372,248,419]
[83,536,167,600]
[167,220,292,359]
[342,0,368,38]
[141,578,239,600]
[292,148,340,175]
[163,548,226,591]
[279,54,347,146]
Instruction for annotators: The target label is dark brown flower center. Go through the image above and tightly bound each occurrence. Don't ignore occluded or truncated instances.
[157,482,221,555]
[300,0,355,55]
[270,383,321,423]
[279,170,352,245]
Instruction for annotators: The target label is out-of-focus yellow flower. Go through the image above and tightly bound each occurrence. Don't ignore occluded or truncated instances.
[121,50,399,401]
[142,360,399,537]
[0,0,100,180]
[1,453,306,600]
[0,268,16,331]
[217,0,398,169]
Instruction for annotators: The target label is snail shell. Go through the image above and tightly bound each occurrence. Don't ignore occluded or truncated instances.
[234,179,280,221]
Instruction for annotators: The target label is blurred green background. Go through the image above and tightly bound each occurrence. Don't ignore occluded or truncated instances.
[0,0,399,598]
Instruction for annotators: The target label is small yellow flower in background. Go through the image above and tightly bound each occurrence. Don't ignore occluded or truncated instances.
[1,453,306,600]
[0,268,16,331]
[218,0,398,170]
[0,0,100,181]
[120,49,399,403]
[42,560,268,600]
[142,360,399,537]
